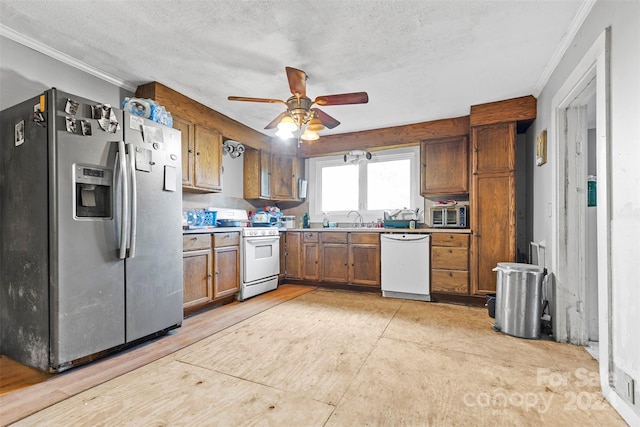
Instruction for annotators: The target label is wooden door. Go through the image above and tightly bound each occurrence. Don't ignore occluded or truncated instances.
[173,117,194,187]
[271,155,296,200]
[472,123,515,174]
[284,232,302,279]
[213,246,239,299]
[182,249,212,309]
[420,136,468,196]
[471,172,516,294]
[194,125,223,191]
[321,244,349,283]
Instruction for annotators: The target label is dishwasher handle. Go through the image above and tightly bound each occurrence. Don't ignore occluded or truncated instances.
[381,233,429,242]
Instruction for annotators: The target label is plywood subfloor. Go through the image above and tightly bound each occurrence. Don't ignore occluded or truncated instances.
[3,287,627,426]
[0,284,315,426]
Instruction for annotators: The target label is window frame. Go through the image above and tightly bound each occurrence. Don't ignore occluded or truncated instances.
[308,146,422,224]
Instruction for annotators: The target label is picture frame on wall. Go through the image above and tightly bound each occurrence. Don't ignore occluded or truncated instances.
[536,130,547,166]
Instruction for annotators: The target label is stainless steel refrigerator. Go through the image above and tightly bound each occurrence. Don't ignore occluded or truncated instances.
[0,88,183,372]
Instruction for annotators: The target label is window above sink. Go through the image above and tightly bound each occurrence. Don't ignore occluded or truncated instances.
[308,146,422,224]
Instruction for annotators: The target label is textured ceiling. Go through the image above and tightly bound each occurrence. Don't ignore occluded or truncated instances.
[0,1,586,137]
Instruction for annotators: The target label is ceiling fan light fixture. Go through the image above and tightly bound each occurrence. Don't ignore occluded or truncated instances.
[306,116,325,132]
[277,115,297,132]
[301,129,319,141]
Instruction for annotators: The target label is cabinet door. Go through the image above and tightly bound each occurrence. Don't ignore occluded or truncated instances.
[213,246,239,299]
[271,155,296,200]
[279,232,286,278]
[194,125,223,191]
[321,244,349,283]
[303,242,320,281]
[182,249,212,309]
[285,232,302,279]
[260,150,271,199]
[174,117,194,187]
[472,123,515,174]
[471,172,516,294]
[349,244,380,286]
[421,136,468,196]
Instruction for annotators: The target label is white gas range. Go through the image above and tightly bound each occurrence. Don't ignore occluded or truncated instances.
[213,209,281,301]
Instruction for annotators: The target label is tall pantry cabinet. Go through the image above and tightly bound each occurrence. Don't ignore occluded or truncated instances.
[470,122,517,295]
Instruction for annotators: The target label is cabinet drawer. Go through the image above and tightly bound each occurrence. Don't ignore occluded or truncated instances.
[431,270,469,294]
[431,233,469,248]
[321,232,348,244]
[349,233,379,244]
[432,247,468,270]
[303,232,319,242]
[183,234,211,251]
[213,232,240,247]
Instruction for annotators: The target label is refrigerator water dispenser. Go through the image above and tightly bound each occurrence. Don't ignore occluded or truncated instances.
[74,165,112,218]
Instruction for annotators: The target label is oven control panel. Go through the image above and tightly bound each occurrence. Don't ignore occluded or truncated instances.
[242,228,279,237]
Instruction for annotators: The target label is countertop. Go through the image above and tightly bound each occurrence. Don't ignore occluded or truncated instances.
[183,227,471,234]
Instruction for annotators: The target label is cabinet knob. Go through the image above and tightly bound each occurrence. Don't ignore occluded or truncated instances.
[188,149,194,153]
[448,249,453,253]
[448,272,453,277]
[196,152,201,156]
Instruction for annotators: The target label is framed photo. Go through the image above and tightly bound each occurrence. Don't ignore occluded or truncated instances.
[536,130,547,166]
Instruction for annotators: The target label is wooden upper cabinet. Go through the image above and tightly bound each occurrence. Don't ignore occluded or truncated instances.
[174,115,223,193]
[193,125,223,192]
[173,117,194,187]
[270,155,298,201]
[420,136,468,196]
[472,122,516,175]
[244,151,302,201]
[243,147,270,200]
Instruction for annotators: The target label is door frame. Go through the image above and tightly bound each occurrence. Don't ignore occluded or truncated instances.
[550,27,612,395]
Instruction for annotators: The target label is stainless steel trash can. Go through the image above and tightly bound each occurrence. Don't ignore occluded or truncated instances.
[493,262,545,339]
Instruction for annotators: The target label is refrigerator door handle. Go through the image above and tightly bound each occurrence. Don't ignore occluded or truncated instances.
[117,140,129,260]
[127,143,137,258]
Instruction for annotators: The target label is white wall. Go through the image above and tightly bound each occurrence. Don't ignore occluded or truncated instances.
[530,0,639,422]
[0,36,130,110]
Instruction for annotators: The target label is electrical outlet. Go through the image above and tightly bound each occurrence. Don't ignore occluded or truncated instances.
[615,368,637,406]
[624,376,636,405]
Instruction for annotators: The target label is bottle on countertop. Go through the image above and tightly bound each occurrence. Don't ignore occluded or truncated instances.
[322,212,329,228]
[303,212,310,229]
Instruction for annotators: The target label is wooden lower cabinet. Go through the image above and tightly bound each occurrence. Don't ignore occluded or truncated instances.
[430,233,470,295]
[348,233,381,286]
[284,231,302,280]
[302,232,320,281]
[320,233,349,283]
[284,231,380,287]
[182,232,239,312]
[212,232,240,299]
[182,234,212,310]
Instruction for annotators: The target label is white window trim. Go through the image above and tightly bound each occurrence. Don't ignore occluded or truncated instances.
[308,146,422,224]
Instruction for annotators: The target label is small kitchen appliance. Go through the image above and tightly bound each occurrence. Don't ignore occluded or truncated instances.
[429,205,468,228]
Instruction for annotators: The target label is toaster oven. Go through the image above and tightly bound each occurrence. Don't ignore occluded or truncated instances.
[429,205,468,228]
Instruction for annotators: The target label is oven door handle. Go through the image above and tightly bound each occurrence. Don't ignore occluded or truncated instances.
[244,237,280,244]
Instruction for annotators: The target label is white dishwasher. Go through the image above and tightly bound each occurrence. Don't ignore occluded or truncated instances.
[381,233,431,301]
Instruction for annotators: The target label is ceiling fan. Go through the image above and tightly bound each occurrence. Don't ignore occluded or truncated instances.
[228,66,368,142]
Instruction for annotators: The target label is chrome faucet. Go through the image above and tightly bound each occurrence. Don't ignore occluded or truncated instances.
[347,210,364,227]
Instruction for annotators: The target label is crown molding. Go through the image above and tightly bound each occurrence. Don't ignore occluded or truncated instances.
[0,24,137,92]
[532,0,597,97]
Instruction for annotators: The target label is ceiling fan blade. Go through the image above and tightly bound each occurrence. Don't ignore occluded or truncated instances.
[314,92,369,106]
[285,66,307,97]
[228,96,286,105]
[264,111,288,130]
[312,108,340,129]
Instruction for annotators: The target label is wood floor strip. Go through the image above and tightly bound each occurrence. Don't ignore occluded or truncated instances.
[0,285,315,426]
